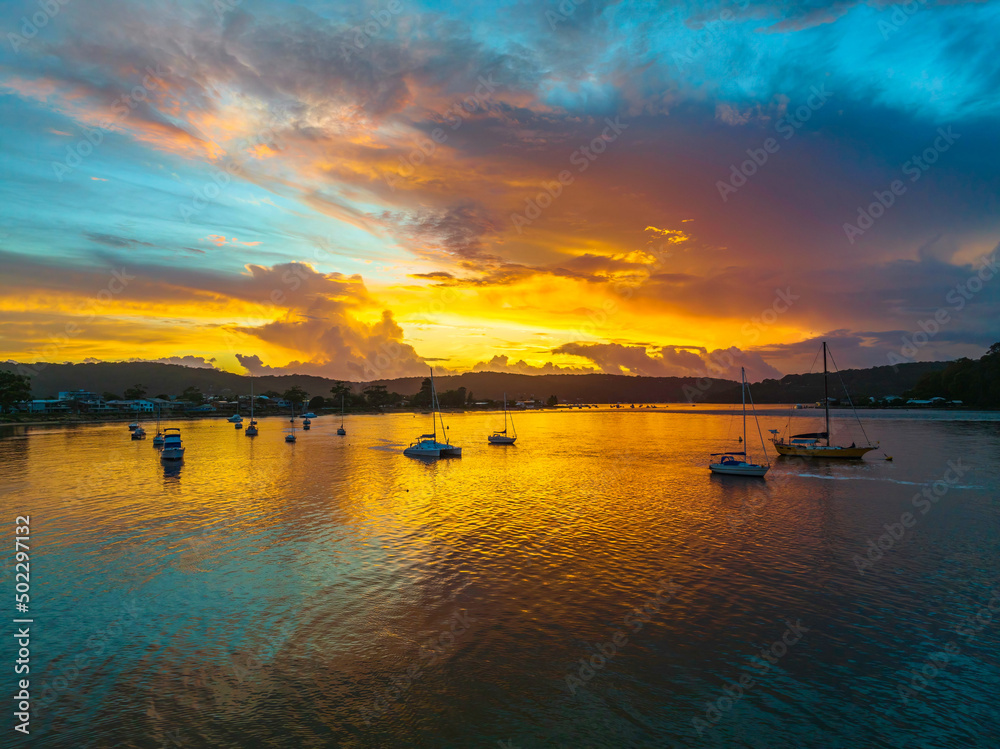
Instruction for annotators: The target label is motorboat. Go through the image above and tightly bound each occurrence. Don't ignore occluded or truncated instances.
[160,428,185,460]
[131,425,146,440]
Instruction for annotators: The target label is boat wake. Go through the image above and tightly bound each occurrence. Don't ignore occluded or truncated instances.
[791,473,984,490]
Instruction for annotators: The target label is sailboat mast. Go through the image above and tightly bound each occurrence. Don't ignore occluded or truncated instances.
[503,392,508,432]
[742,367,747,451]
[823,341,830,446]
[430,369,437,441]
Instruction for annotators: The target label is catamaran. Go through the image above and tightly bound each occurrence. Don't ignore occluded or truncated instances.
[245,377,259,437]
[770,341,878,459]
[403,369,461,458]
[709,367,769,477]
[488,392,517,444]
[337,394,347,436]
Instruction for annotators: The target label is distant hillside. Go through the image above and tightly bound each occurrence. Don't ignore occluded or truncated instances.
[0,362,731,402]
[1,359,954,404]
[703,361,950,403]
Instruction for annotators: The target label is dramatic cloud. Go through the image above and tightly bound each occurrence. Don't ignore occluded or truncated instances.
[0,0,997,376]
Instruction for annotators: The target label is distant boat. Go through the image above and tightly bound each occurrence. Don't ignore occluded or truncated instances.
[128,422,138,431]
[131,425,146,440]
[245,377,258,437]
[710,367,769,477]
[285,426,297,443]
[488,392,517,444]
[152,405,164,447]
[160,427,185,460]
[770,341,878,459]
[227,412,243,423]
[403,368,461,458]
[302,418,311,430]
[337,394,347,436]
[301,412,317,419]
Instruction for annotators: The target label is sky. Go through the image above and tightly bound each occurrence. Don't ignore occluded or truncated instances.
[1,0,999,382]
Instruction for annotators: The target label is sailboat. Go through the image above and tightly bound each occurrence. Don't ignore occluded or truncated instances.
[403,369,461,458]
[245,377,259,436]
[337,394,347,436]
[488,393,517,444]
[709,367,770,477]
[153,403,164,447]
[770,341,878,459]
[284,426,297,443]
[130,402,145,439]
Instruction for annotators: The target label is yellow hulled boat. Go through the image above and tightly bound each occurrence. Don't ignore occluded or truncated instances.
[770,341,879,460]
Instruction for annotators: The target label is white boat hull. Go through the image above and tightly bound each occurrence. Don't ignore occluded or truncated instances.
[161,447,185,460]
[709,461,769,477]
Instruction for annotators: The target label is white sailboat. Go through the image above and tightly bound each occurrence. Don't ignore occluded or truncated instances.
[488,393,517,444]
[160,427,185,460]
[709,367,770,477]
[403,369,461,458]
[337,394,347,436]
[245,377,258,436]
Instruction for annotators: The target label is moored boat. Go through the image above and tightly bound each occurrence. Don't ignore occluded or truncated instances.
[709,367,769,477]
[404,369,461,458]
[160,428,185,460]
[770,341,878,459]
[488,393,517,444]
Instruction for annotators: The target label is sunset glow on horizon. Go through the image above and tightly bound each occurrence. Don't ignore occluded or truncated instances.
[2,0,999,381]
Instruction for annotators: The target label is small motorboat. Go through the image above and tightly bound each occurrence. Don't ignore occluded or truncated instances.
[302,418,311,430]
[128,422,139,431]
[227,413,243,423]
[160,428,185,460]
[301,412,316,419]
[131,425,146,440]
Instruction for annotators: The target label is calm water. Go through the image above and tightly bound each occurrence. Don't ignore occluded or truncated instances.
[2,408,999,748]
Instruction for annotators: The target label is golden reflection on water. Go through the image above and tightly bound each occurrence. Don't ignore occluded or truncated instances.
[2,409,999,747]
